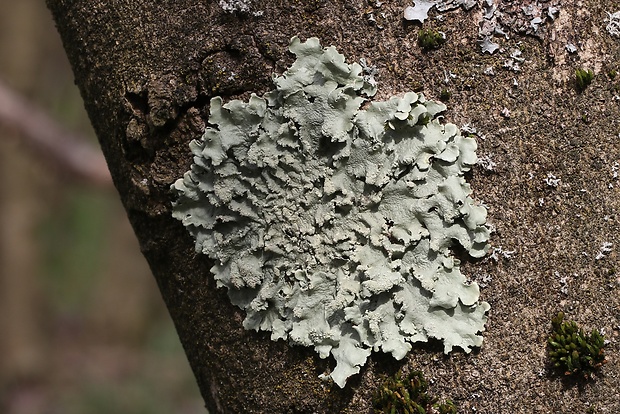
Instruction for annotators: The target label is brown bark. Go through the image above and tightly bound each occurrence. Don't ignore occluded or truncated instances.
[46,1,620,412]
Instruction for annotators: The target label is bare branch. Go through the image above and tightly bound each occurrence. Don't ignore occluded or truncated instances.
[0,78,112,188]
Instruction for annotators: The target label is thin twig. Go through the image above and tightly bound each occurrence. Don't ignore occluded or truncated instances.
[0,78,112,188]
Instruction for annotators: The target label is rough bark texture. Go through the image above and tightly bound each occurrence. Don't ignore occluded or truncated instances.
[47,1,620,412]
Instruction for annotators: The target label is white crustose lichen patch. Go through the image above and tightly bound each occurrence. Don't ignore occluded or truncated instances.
[172,37,491,387]
[606,11,620,38]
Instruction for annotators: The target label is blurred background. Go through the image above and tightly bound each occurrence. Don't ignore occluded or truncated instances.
[0,1,204,413]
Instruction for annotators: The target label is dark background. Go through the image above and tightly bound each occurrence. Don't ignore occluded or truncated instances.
[0,1,203,412]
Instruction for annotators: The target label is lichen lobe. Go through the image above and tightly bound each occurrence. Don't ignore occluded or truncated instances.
[172,36,491,387]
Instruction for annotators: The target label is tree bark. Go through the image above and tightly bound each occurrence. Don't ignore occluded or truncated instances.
[47,1,620,412]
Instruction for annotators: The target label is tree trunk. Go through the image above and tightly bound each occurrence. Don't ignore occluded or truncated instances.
[46,1,620,412]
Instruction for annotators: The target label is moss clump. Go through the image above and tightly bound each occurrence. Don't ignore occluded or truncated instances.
[418,29,446,51]
[439,89,451,102]
[373,371,457,414]
[547,312,606,379]
[575,68,594,92]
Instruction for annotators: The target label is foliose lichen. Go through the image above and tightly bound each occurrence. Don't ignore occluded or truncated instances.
[172,36,491,387]
[404,1,436,23]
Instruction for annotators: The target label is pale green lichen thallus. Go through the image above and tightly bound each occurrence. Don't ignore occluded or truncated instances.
[172,36,491,387]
